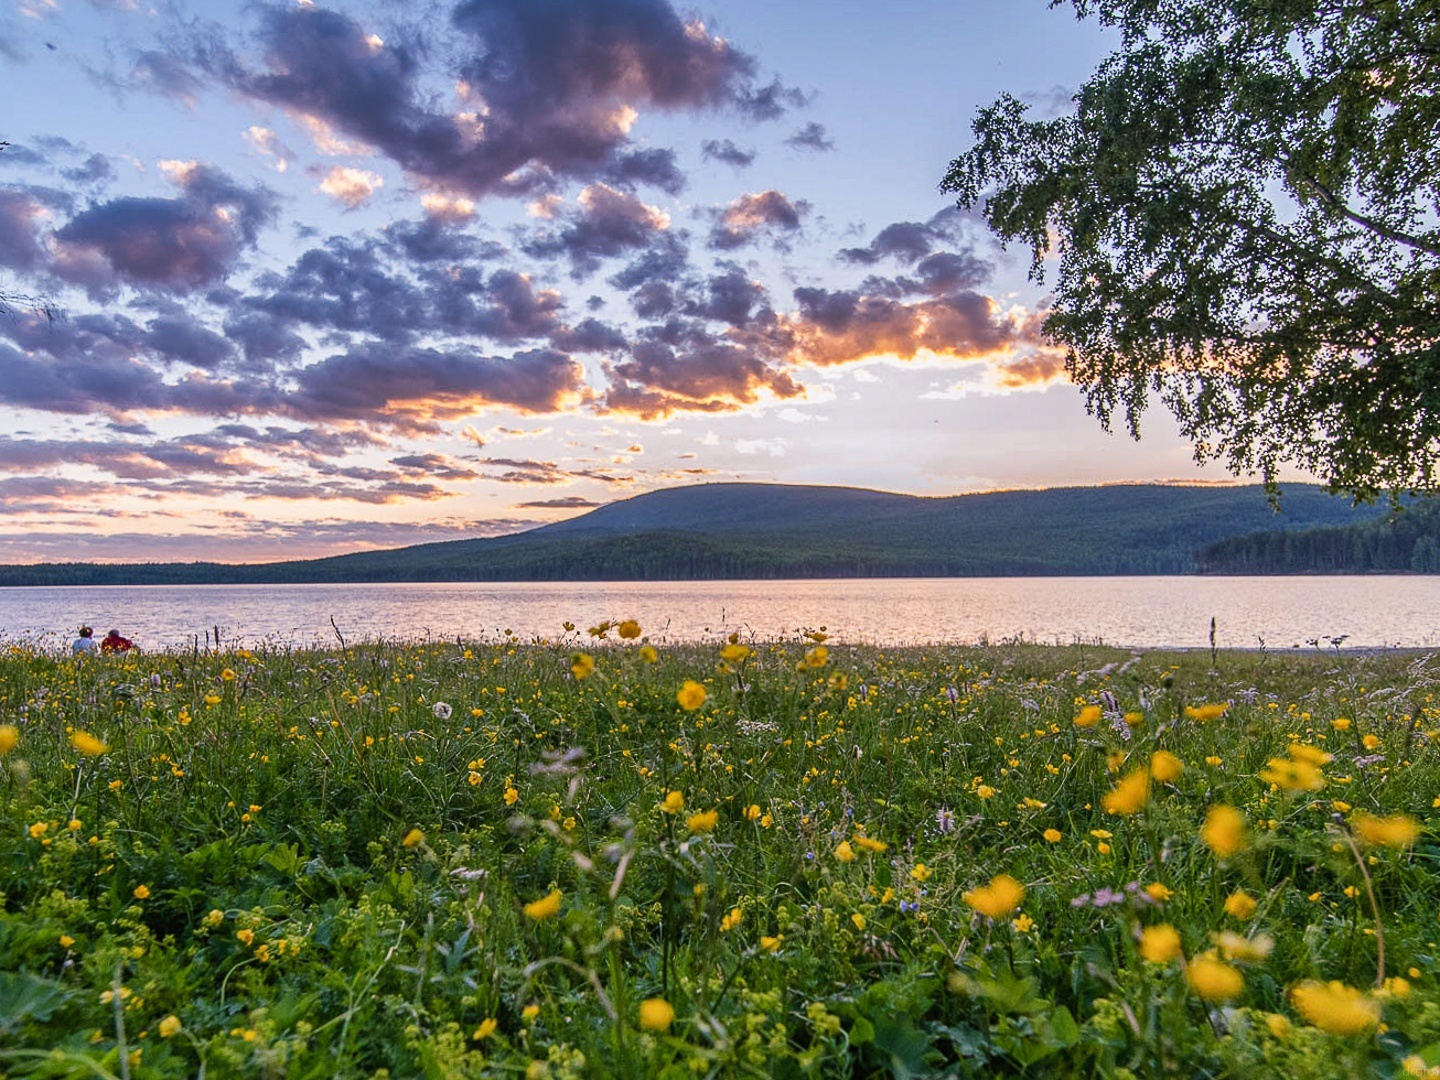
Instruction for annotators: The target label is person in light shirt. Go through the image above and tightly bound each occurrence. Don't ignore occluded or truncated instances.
[71,625,98,657]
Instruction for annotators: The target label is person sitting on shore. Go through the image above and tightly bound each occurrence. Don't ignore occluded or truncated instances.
[100,629,134,654]
[72,626,98,656]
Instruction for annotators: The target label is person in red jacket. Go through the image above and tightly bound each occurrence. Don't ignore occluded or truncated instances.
[100,629,134,654]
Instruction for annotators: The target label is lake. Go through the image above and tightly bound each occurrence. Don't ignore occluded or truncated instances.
[0,576,1437,652]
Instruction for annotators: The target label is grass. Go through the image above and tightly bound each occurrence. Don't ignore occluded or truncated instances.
[2,628,1439,1078]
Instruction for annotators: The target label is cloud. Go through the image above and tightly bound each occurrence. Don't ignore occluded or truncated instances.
[516,495,600,508]
[244,126,295,172]
[197,0,788,200]
[602,334,803,418]
[50,162,277,295]
[709,189,806,250]
[522,183,672,276]
[0,187,57,270]
[317,164,384,207]
[700,138,755,167]
[784,121,834,152]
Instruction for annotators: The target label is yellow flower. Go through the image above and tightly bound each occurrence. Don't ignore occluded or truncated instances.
[1200,805,1248,857]
[686,809,718,833]
[472,1017,498,1041]
[1259,756,1325,792]
[1139,924,1182,964]
[759,935,782,952]
[804,645,829,669]
[1286,742,1333,766]
[639,645,658,663]
[638,998,674,1032]
[851,913,867,932]
[744,804,761,821]
[1224,890,1257,920]
[1204,755,1223,766]
[853,835,888,853]
[720,907,742,932]
[676,680,707,711]
[1290,980,1380,1035]
[158,1015,182,1039]
[910,863,933,883]
[236,929,255,946]
[1011,913,1035,933]
[570,652,595,679]
[205,909,225,928]
[1361,733,1381,750]
[962,873,1025,920]
[1265,1013,1292,1039]
[220,668,237,682]
[504,785,520,806]
[0,724,18,755]
[1187,955,1244,1002]
[1150,751,1184,783]
[28,822,47,839]
[834,840,856,863]
[1184,703,1229,722]
[522,1004,540,1022]
[975,784,996,800]
[59,934,75,948]
[1331,717,1351,731]
[1351,812,1420,849]
[402,828,425,848]
[1145,882,1174,902]
[70,731,109,756]
[1102,768,1150,816]
[1212,930,1274,962]
[1073,704,1102,728]
[659,790,685,814]
[523,889,563,921]
[616,620,641,640]
[719,642,752,663]
[1043,828,1062,843]
[132,885,150,900]
[1123,711,1145,727]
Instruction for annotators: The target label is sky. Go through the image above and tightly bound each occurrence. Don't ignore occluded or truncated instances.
[0,0,1269,564]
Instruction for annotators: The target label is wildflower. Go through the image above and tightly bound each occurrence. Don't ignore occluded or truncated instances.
[1140,924,1182,964]
[1213,931,1274,962]
[0,724,17,755]
[976,784,996,800]
[1205,755,1223,766]
[402,828,425,848]
[1074,705,1102,728]
[70,731,109,756]
[804,645,829,668]
[935,808,956,833]
[523,889,563,921]
[1362,733,1381,750]
[744,804,761,821]
[686,809,718,833]
[132,885,150,900]
[676,680,707,711]
[522,1004,540,1022]
[1351,812,1420,849]
[1331,717,1351,731]
[1012,913,1035,933]
[432,701,452,720]
[1043,828,1063,843]
[1266,1013,1292,1039]
[570,652,595,680]
[1150,751,1184,783]
[1201,805,1248,857]
[158,1016,182,1038]
[205,909,224,928]
[1290,980,1380,1035]
[639,645,659,663]
[1145,882,1174,902]
[910,863,933,883]
[659,790,685,814]
[617,619,641,640]
[963,874,1025,920]
[834,840,856,863]
[504,785,520,806]
[1224,890,1258,920]
[1123,711,1145,727]
[759,935,782,952]
[638,998,674,1031]
[28,822,47,839]
[1259,756,1326,792]
[473,1018,498,1040]
[220,668,236,682]
[852,913,867,931]
[854,835,888,853]
[1187,955,1244,1002]
[721,908,742,931]
[236,929,255,946]
[1287,742,1333,766]
[1102,768,1150,815]
[59,934,75,948]
[720,642,752,663]
[1184,703,1229,722]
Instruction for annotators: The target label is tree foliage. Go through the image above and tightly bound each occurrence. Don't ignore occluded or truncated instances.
[942,0,1440,500]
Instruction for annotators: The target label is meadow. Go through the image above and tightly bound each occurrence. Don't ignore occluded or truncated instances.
[2,626,1439,1078]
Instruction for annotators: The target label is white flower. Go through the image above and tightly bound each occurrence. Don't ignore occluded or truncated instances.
[432,701,453,720]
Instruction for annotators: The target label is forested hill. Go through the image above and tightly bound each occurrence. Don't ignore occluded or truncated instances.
[0,482,1402,585]
[1196,499,1440,573]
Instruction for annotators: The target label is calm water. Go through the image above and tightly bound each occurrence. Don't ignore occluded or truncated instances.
[0,577,1437,652]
